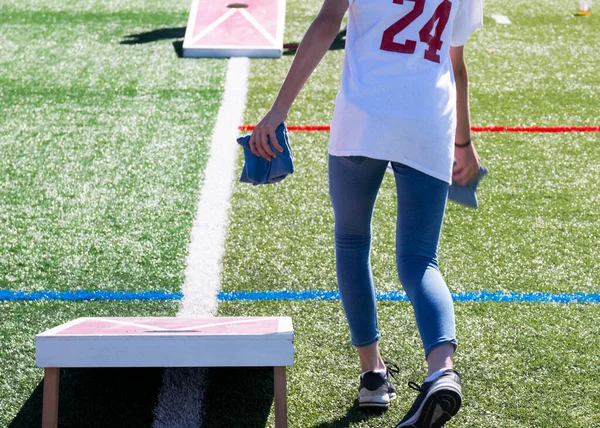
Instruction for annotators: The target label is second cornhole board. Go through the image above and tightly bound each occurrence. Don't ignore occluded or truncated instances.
[183,0,287,58]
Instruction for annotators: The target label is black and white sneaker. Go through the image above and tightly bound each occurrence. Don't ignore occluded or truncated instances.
[358,361,399,409]
[395,369,462,428]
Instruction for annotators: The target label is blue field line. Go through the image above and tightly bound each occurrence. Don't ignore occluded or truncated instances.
[0,290,183,301]
[218,290,600,303]
[1,289,600,303]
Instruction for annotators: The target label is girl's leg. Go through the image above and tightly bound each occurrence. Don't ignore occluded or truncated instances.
[391,162,457,374]
[328,155,388,371]
[357,343,385,373]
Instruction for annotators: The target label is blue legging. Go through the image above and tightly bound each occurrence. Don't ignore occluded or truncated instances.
[329,155,457,357]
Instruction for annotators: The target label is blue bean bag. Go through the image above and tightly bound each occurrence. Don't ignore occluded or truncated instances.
[237,123,294,185]
[448,164,488,208]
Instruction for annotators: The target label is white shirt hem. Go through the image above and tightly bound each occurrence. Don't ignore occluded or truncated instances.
[328,148,451,184]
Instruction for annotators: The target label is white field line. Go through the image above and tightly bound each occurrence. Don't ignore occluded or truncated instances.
[151,57,250,428]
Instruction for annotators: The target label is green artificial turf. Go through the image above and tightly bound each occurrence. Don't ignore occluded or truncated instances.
[0,0,227,293]
[211,301,600,428]
[470,2,600,126]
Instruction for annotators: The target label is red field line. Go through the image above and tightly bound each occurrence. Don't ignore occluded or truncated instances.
[239,125,600,132]
[472,126,600,133]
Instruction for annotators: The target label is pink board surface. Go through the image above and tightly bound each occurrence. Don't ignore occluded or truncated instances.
[37,317,294,367]
[50,317,282,336]
[183,0,286,58]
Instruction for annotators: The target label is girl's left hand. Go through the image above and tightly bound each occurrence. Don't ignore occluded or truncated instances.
[453,142,480,186]
[249,108,287,161]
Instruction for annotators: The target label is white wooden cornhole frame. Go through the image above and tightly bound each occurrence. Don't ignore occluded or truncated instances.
[182,0,287,58]
[36,316,294,428]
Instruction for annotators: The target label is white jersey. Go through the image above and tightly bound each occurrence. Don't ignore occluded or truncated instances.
[329,0,483,183]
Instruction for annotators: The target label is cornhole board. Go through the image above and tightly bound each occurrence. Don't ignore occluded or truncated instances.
[182,0,287,58]
[36,316,294,428]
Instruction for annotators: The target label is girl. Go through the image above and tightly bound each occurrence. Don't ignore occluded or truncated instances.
[249,0,482,426]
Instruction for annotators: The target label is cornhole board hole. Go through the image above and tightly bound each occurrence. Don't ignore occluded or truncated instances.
[183,0,287,58]
[36,316,294,428]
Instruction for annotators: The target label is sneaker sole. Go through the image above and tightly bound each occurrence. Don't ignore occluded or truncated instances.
[396,384,461,427]
[359,392,397,408]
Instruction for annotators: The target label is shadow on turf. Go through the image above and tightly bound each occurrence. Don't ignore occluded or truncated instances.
[9,368,163,428]
[119,27,186,58]
[310,399,387,428]
[202,366,274,427]
[203,367,385,428]
[10,366,382,427]
[120,27,186,45]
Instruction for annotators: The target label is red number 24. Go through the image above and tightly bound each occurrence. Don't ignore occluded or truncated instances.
[380,0,452,64]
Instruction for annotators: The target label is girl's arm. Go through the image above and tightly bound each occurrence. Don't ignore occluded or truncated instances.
[450,45,480,186]
[249,0,349,160]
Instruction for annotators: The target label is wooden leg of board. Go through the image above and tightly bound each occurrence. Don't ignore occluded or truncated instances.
[274,366,288,428]
[42,367,60,428]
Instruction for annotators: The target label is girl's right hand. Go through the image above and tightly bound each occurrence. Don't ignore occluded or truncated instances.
[249,107,287,161]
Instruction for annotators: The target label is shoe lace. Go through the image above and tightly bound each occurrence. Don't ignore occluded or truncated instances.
[383,360,400,380]
[408,381,423,393]
[408,380,443,408]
